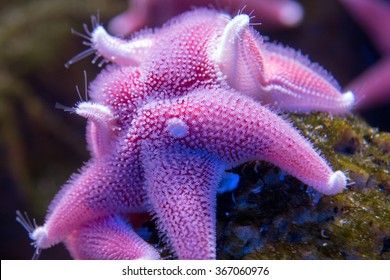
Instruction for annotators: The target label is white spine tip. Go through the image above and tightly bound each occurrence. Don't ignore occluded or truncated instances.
[91,26,107,45]
[166,117,189,138]
[326,170,347,195]
[232,14,250,26]
[31,226,49,249]
[341,90,355,108]
[279,2,304,26]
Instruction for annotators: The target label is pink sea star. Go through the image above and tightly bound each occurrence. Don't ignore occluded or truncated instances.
[108,0,304,36]
[17,8,354,260]
[340,0,390,110]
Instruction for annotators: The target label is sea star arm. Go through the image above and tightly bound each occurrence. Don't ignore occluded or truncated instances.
[90,26,154,66]
[347,57,390,109]
[138,88,347,196]
[108,0,149,36]
[64,215,160,259]
[340,0,390,53]
[65,24,154,68]
[133,88,347,259]
[213,13,355,113]
[75,101,117,157]
[142,143,225,259]
[340,0,390,109]
[239,0,303,28]
[18,159,146,251]
[108,0,304,37]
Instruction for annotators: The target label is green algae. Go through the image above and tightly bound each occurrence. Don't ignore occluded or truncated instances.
[290,113,390,192]
[216,113,390,259]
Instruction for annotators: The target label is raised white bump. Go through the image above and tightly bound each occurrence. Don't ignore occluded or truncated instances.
[166,117,189,138]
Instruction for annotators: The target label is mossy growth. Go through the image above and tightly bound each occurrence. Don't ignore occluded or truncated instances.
[216,113,390,259]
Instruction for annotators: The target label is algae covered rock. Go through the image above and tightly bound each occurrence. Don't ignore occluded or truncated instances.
[216,112,390,259]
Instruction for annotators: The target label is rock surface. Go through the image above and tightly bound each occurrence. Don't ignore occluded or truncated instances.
[217,113,390,259]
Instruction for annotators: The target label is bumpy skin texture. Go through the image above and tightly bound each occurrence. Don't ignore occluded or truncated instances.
[20,9,353,259]
[65,216,160,260]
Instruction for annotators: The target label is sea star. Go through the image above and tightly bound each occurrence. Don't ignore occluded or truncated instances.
[17,8,354,260]
[108,0,304,36]
[340,0,390,110]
